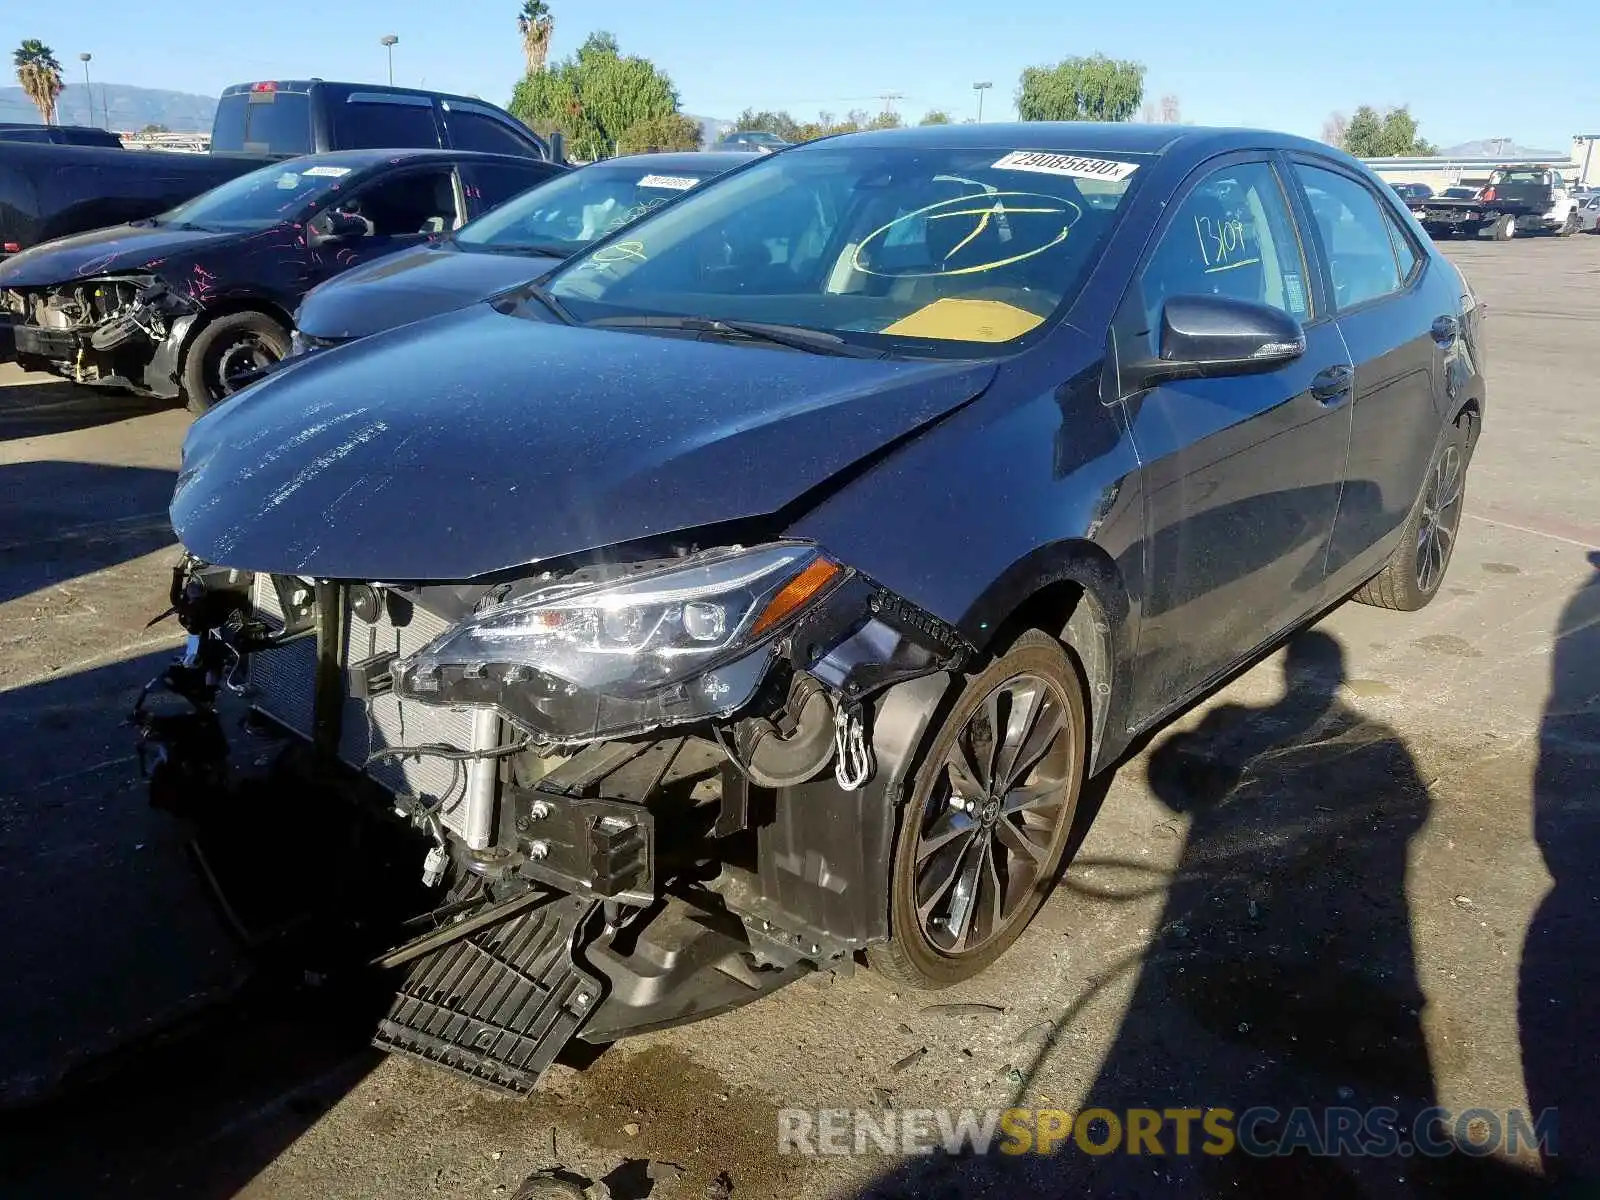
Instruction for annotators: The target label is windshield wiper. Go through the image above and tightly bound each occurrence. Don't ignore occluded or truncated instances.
[585,314,886,359]
[519,281,579,325]
[463,240,575,259]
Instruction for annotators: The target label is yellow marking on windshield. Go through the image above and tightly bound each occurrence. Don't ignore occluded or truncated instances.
[1203,257,1262,274]
[851,192,1080,280]
[883,298,1045,342]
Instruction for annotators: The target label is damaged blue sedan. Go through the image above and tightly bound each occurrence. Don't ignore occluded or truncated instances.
[139,122,1485,1095]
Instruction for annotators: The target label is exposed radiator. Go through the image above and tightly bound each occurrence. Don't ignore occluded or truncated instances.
[249,576,482,838]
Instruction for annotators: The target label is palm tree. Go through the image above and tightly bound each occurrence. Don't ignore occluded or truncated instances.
[13,40,64,126]
[516,2,554,74]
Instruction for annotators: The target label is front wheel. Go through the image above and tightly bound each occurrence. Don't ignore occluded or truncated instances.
[1492,213,1517,241]
[1353,414,1473,611]
[868,629,1087,989]
[181,311,290,416]
[1560,211,1580,236]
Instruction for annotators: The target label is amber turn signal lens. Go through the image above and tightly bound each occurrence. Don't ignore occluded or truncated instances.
[751,558,842,637]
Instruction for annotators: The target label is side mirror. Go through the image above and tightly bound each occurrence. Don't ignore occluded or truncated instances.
[1124,294,1305,391]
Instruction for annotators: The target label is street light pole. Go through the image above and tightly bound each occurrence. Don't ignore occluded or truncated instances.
[79,53,93,127]
[973,81,992,123]
[380,34,399,86]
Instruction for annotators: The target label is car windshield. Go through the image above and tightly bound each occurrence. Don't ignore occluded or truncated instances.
[541,143,1145,358]
[158,158,364,232]
[456,160,719,255]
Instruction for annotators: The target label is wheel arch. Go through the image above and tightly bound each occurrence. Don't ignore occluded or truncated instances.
[958,539,1134,775]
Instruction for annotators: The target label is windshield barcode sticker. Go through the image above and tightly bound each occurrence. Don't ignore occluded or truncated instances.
[637,174,699,191]
[302,166,353,177]
[991,151,1138,182]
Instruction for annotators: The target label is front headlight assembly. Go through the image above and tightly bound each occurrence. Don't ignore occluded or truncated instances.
[391,543,851,743]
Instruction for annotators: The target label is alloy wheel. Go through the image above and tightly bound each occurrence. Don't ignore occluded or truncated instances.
[912,671,1075,954]
[1416,443,1464,593]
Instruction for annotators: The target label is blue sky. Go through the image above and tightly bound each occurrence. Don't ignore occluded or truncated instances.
[11,0,1588,149]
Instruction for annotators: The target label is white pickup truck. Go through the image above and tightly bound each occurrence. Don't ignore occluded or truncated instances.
[1411,164,1580,240]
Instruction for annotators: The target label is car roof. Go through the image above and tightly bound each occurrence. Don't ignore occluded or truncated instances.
[800,121,1348,163]
[275,148,554,170]
[596,151,761,172]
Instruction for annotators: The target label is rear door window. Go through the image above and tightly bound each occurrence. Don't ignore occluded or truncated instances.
[331,95,441,150]
[444,106,539,157]
[464,162,563,211]
[1292,164,1402,311]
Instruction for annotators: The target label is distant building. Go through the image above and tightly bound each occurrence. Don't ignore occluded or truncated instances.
[1363,135,1600,190]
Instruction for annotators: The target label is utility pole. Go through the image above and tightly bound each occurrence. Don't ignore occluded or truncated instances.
[973,80,992,123]
[879,92,903,116]
[380,34,399,86]
[79,53,94,127]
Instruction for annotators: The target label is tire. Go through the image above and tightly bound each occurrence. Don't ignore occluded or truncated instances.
[1492,213,1517,241]
[181,311,290,416]
[1352,414,1473,612]
[1560,210,1580,236]
[867,629,1088,989]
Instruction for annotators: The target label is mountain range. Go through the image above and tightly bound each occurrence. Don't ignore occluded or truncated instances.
[0,83,218,131]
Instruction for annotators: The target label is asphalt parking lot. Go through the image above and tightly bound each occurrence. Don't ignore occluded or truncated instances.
[1,235,1597,1199]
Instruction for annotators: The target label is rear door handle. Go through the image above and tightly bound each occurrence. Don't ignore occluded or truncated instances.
[1311,364,1354,405]
[1431,315,1459,344]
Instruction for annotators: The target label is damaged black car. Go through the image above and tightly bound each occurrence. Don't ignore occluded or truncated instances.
[140,123,1485,1096]
[0,148,563,412]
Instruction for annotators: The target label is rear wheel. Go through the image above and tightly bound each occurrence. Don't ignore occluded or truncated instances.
[868,629,1087,989]
[181,311,289,416]
[1353,414,1472,611]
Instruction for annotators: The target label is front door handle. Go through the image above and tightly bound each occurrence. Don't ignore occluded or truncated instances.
[1431,314,1459,344]
[1311,364,1354,405]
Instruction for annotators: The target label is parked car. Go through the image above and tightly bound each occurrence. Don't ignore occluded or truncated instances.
[1390,181,1433,202]
[292,151,755,353]
[714,129,791,153]
[0,122,123,148]
[1579,194,1600,232]
[211,80,550,160]
[143,123,1484,1096]
[0,148,564,410]
[0,142,266,263]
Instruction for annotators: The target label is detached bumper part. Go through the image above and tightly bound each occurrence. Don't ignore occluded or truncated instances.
[376,892,604,1096]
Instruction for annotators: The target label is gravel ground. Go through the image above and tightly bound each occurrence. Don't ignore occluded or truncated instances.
[0,236,1596,1199]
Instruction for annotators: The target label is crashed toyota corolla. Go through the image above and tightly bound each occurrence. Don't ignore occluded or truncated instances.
[140,123,1484,1095]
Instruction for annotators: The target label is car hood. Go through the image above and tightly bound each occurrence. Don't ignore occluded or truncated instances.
[295,242,561,340]
[0,223,238,286]
[172,304,997,580]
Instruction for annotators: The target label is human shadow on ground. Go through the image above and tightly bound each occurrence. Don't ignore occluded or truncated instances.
[1520,551,1600,1190]
[858,629,1556,1198]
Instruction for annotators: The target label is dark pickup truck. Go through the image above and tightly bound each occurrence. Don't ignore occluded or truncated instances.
[0,122,124,148]
[1411,164,1579,240]
[2,81,551,263]
[0,142,264,260]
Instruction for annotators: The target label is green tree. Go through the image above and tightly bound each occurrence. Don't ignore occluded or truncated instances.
[138,123,170,136]
[516,1,555,74]
[1341,105,1436,157]
[510,30,682,160]
[1016,54,1144,122]
[866,110,903,130]
[919,109,952,126]
[734,108,802,141]
[13,39,63,126]
[617,112,702,152]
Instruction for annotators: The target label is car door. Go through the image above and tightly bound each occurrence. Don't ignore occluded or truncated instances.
[306,163,467,284]
[1287,158,1443,592]
[1119,155,1356,719]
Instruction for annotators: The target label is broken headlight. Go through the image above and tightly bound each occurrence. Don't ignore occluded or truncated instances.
[391,543,846,743]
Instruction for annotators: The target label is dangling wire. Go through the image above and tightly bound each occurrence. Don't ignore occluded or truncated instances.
[834,700,874,792]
